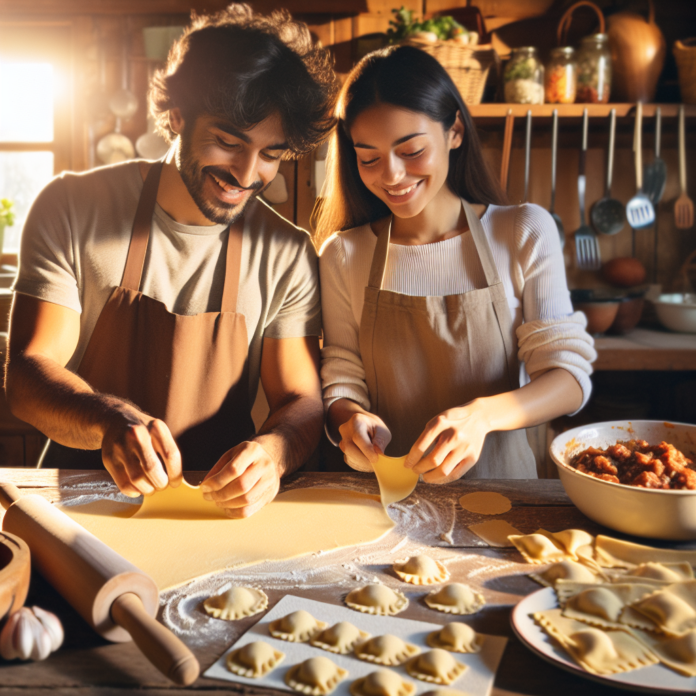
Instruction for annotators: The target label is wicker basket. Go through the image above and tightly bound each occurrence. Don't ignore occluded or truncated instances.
[402,38,498,105]
[674,39,696,105]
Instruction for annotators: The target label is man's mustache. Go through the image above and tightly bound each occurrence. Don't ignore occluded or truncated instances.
[204,167,263,192]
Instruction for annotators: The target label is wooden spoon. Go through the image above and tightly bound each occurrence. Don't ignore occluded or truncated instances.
[500,109,514,193]
[675,104,694,230]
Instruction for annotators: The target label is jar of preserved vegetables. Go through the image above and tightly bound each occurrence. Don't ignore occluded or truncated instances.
[576,33,611,104]
[545,47,577,104]
[504,47,544,104]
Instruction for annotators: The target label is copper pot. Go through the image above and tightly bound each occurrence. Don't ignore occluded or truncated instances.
[607,0,665,102]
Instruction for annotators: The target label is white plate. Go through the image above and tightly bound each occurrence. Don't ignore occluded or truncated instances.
[511,587,696,694]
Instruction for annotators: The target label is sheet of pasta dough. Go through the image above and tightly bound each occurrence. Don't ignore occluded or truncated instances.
[60,484,395,591]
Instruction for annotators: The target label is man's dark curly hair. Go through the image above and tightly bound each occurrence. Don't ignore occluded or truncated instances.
[150,4,338,158]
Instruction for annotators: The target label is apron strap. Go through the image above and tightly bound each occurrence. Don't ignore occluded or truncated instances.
[462,199,502,287]
[121,161,163,291]
[367,218,392,290]
[221,223,243,313]
[461,199,519,388]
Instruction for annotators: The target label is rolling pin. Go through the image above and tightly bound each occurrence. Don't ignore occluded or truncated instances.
[0,482,199,686]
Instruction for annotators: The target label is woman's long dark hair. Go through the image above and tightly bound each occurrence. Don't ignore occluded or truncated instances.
[312,45,506,248]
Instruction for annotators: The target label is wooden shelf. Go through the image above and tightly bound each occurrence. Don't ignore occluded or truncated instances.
[593,328,696,371]
[468,104,696,118]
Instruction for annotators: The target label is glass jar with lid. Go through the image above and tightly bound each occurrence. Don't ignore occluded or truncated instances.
[576,33,611,103]
[545,47,577,104]
[504,47,544,104]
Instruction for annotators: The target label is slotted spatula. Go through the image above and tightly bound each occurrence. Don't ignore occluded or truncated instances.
[574,109,601,271]
[675,104,694,230]
[626,102,655,231]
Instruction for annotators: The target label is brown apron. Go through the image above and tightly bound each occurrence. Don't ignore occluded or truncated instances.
[42,161,255,470]
[359,199,537,478]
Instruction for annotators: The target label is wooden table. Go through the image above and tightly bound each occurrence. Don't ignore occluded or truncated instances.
[0,469,688,696]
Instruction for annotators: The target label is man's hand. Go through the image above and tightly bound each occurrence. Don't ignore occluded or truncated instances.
[200,440,280,518]
[101,405,182,497]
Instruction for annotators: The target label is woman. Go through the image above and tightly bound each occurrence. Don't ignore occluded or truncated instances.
[314,46,595,482]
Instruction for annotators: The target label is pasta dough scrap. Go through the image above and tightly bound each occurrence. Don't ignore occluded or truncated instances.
[426,622,482,653]
[405,648,467,685]
[269,610,327,642]
[202,586,268,621]
[424,583,485,615]
[629,627,696,677]
[530,560,601,588]
[627,581,696,636]
[354,634,420,666]
[311,622,370,655]
[458,492,511,515]
[559,583,657,630]
[534,609,658,675]
[349,668,416,696]
[285,656,348,696]
[373,454,419,508]
[393,555,450,586]
[225,640,284,678]
[594,535,696,569]
[345,585,408,616]
[468,520,520,547]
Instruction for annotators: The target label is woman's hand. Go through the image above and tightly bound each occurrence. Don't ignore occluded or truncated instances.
[338,412,391,472]
[404,399,491,483]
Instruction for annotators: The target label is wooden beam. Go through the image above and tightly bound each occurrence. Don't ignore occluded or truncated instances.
[0,0,368,14]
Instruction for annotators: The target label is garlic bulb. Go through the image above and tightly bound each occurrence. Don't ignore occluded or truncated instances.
[0,606,63,661]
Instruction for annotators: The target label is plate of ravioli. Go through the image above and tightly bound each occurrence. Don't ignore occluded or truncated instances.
[512,587,696,693]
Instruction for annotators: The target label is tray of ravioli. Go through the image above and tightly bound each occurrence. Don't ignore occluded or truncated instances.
[204,593,507,696]
[509,528,696,693]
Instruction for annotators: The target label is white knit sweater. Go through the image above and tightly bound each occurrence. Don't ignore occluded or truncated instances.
[319,203,596,415]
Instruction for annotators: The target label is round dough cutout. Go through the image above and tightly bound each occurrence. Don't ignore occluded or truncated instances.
[459,492,511,515]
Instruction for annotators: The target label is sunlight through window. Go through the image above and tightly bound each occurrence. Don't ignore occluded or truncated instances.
[0,62,54,142]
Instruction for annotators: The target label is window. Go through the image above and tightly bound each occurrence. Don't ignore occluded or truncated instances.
[0,23,72,254]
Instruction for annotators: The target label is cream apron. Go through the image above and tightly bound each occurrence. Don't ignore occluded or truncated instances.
[42,161,256,470]
[359,199,537,478]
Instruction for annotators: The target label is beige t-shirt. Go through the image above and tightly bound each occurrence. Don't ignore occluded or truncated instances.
[14,160,320,401]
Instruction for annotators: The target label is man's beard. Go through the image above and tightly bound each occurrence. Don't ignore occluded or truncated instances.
[177,133,265,225]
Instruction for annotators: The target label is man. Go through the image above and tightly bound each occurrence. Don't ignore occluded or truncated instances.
[5,4,338,517]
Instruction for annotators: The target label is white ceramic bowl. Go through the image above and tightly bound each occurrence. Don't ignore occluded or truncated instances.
[654,293,696,333]
[550,420,696,540]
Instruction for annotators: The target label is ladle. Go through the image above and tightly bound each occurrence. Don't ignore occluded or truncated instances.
[644,106,667,205]
[548,109,565,248]
[591,108,625,235]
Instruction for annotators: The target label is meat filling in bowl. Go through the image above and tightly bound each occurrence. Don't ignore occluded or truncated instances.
[571,440,696,489]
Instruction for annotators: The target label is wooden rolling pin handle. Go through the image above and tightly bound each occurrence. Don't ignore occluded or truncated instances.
[111,592,199,686]
[0,482,22,510]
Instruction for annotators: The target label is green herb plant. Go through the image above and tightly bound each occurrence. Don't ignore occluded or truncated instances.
[386,6,468,43]
[0,199,15,229]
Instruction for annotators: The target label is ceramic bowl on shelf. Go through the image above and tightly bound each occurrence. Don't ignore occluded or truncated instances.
[550,420,696,540]
[0,531,31,621]
[572,300,620,334]
[653,293,696,333]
